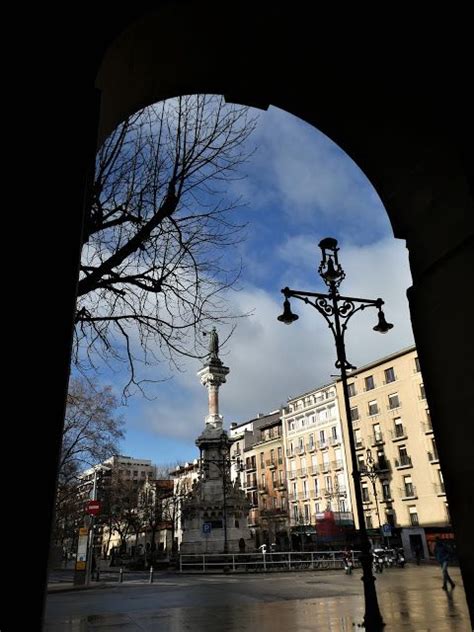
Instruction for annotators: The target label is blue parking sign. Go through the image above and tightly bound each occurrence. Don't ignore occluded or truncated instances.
[202,522,212,534]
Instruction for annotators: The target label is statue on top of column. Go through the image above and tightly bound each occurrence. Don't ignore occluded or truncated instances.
[204,327,221,364]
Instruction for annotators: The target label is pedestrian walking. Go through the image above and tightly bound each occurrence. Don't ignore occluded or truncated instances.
[434,538,455,590]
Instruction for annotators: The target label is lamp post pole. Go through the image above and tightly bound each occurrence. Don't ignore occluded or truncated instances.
[277,237,392,631]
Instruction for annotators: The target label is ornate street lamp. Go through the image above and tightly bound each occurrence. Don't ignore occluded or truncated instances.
[277,237,392,631]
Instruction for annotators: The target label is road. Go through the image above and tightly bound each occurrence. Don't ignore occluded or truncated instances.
[44,565,471,631]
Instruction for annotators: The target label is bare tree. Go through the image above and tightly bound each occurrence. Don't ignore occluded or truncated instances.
[74,95,258,397]
[59,377,124,486]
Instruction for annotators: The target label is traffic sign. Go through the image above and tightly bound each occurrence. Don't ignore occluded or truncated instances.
[85,500,101,515]
[202,522,212,534]
[382,523,392,536]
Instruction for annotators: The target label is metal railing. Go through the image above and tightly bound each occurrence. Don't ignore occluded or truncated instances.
[179,550,360,573]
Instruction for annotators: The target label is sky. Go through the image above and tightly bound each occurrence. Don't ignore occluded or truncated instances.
[84,102,415,467]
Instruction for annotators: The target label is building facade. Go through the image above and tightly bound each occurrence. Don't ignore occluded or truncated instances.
[281,383,354,548]
[337,345,450,559]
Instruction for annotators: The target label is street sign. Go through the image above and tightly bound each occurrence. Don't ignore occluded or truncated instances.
[85,500,101,515]
[382,523,392,537]
[202,522,212,534]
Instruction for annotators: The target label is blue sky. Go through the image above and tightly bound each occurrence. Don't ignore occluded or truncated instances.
[81,102,414,468]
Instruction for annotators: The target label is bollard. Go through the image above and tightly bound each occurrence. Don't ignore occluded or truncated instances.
[95,567,100,582]
[119,567,124,583]
[149,565,154,584]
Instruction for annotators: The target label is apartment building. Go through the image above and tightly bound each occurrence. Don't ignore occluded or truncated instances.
[169,460,200,550]
[282,382,353,548]
[229,412,288,549]
[337,345,450,560]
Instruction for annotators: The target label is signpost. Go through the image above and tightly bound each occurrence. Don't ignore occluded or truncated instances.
[202,522,212,535]
[85,500,101,516]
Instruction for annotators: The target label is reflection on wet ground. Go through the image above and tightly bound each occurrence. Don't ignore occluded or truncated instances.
[44,565,471,631]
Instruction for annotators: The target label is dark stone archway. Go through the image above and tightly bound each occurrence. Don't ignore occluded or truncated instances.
[34,4,473,625]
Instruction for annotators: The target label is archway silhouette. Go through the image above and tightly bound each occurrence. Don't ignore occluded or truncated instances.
[37,5,473,626]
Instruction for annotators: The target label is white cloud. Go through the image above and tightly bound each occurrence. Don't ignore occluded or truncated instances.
[130,235,414,442]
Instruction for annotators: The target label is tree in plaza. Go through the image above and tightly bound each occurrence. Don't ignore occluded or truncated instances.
[74,95,258,397]
[53,377,124,552]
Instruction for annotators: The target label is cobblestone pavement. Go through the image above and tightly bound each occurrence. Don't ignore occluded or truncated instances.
[44,565,471,631]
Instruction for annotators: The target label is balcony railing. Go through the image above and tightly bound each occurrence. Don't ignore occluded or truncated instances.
[400,485,417,499]
[332,459,344,470]
[328,436,340,446]
[317,440,328,449]
[258,485,268,494]
[266,459,276,469]
[306,442,316,452]
[372,432,384,444]
[391,426,407,440]
[288,470,297,479]
[309,466,319,476]
[297,468,308,477]
[296,446,306,456]
[355,439,365,450]
[395,455,412,468]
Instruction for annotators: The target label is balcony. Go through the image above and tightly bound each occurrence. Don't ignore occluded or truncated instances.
[288,493,299,502]
[355,439,365,450]
[288,470,297,480]
[332,459,344,470]
[434,482,446,496]
[395,455,412,469]
[329,436,340,446]
[258,485,268,495]
[286,449,295,457]
[317,440,329,449]
[400,485,417,500]
[246,462,256,472]
[297,468,308,477]
[266,459,276,469]
[423,422,434,434]
[372,432,384,445]
[391,426,407,441]
[296,446,306,456]
[306,442,316,452]
[276,481,287,491]
[321,462,331,473]
[309,466,319,476]
[246,480,257,490]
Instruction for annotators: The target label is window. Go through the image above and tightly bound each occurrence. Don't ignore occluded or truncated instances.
[278,446,283,462]
[388,393,400,409]
[368,400,379,416]
[279,469,284,484]
[308,433,314,449]
[347,383,356,397]
[325,475,332,492]
[382,480,391,500]
[288,419,295,432]
[304,504,310,523]
[377,449,387,470]
[394,417,404,437]
[303,480,308,498]
[404,475,414,497]
[261,473,266,487]
[272,469,277,484]
[314,478,320,495]
[415,357,421,372]
[384,367,396,383]
[298,437,304,451]
[398,446,411,467]
[362,483,370,502]
[315,502,321,514]
[350,406,359,421]
[409,506,419,526]
[365,375,375,391]
[331,426,338,440]
[323,453,330,470]
[373,423,382,442]
[311,454,318,471]
[270,449,275,464]
[260,452,265,467]
[357,454,365,471]
[366,514,373,529]
[293,505,299,521]
[355,428,363,448]
[292,482,297,497]
[319,430,326,446]
[420,384,426,399]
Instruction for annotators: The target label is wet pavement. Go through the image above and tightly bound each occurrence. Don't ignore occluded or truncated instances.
[44,565,471,631]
